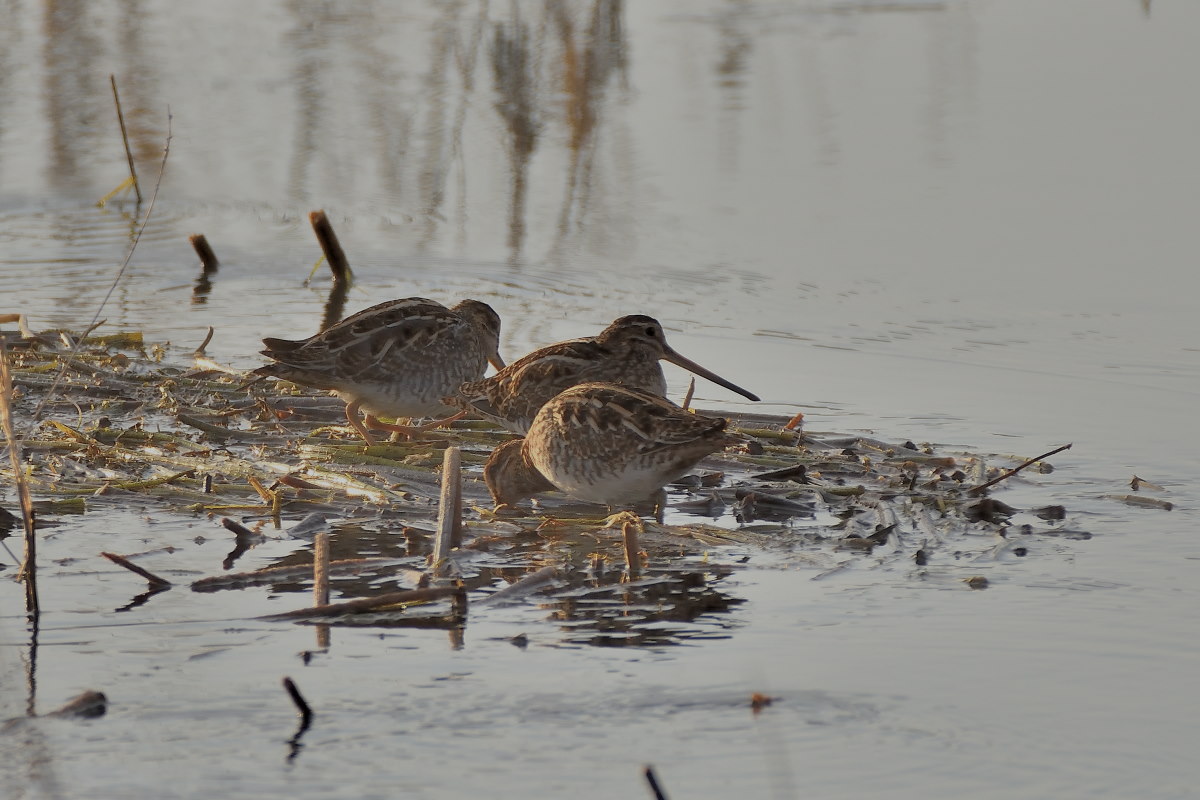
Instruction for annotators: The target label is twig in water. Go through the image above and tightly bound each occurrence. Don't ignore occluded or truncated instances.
[308,210,353,285]
[644,765,669,800]
[100,551,172,588]
[313,532,330,607]
[282,677,313,723]
[109,75,142,205]
[968,443,1072,495]
[432,446,463,575]
[282,677,313,760]
[0,340,38,613]
[193,326,215,358]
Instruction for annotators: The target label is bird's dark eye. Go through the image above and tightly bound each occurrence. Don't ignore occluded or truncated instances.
[645,327,656,337]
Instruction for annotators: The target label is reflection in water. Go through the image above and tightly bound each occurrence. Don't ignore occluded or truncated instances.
[247,521,745,648]
[284,1,326,203]
[114,0,163,169]
[545,565,744,647]
[714,0,753,175]
[547,0,629,260]
[42,0,105,195]
[490,12,541,260]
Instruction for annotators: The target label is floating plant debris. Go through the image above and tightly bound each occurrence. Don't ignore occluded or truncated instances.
[0,324,1130,646]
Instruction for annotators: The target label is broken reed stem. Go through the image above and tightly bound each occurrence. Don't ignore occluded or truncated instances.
[313,532,330,607]
[110,75,142,205]
[190,557,403,592]
[308,210,352,285]
[263,586,465,620]
[622,521,640,576]
[643,765,669,800]
[188,234,219,272]
[0,340,38,614]
[969,443,1073,495]
[282,677,313,725]
[220,517,258,539]
[100,551,172,588]
[193,326,215,358]
[681,377,695,412]
[432,446,463,575]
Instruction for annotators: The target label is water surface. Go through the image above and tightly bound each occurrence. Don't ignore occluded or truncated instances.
[2,2,1198,798]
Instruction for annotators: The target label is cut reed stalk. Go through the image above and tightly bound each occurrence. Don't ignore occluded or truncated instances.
[432,446,463,575]
[188,234,219,272]
[308,210,352,285]
[622,521,640,577]
[313,532,330,607]
[0,340,38,613]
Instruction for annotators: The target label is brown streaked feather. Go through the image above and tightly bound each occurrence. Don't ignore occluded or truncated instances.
[449,314,757,434]
[254,296,503,422]
[484,382,740,507]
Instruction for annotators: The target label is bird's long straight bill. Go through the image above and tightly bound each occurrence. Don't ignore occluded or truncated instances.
[662,347,760,401]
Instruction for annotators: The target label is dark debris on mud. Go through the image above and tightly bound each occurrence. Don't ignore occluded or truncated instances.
[0,330,1101,646]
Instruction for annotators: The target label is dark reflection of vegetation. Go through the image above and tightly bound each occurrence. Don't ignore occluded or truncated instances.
[544,565,745,647]
[490,12,541,260]
[548,0,628,257]
[41,0,104,195]
[255,520,746,647]
[319,279,350,332]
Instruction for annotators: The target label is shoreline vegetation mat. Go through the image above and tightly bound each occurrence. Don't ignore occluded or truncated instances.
[0,323,1141,647]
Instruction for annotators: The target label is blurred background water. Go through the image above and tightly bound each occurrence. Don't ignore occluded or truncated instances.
[2,2,1198,798]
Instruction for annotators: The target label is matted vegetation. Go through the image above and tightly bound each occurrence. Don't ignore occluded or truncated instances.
[0,324,1100,647]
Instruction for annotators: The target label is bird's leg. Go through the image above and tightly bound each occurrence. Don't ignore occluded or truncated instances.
[365,410,468,438]
[345,401,378,446]
[652,489,667,524]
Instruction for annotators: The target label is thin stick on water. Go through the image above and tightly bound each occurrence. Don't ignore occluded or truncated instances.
[308,210,352,285]
[0,340,38,614]
[643,765,669,800]
[432,446,463,575]
[282,677,313,724]
[110,75,142,205]
[100,551,172,588]
[263,586,465,620]
[313,532,330,607]
[189,234,219,272]
[968,443,1073,495]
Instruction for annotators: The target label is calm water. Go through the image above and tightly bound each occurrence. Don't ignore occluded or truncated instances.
[3,1,1198,798]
